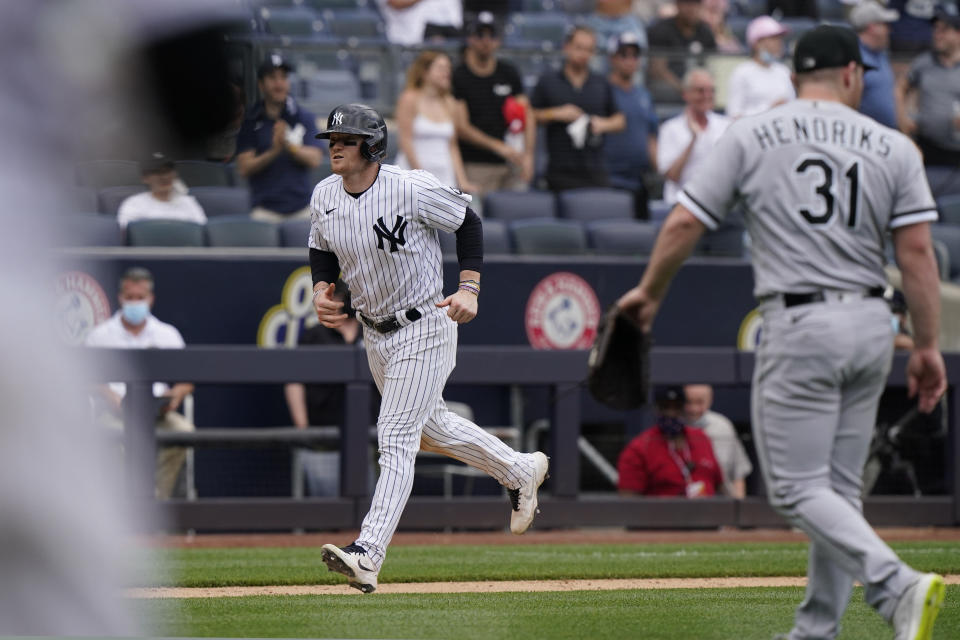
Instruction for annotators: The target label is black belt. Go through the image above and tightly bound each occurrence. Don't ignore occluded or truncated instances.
[359,308,422,333]
[781,287,885,308]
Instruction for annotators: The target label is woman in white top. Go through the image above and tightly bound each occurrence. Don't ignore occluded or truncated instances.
[117,154,206,229]
[725,16,795,119]
[395,51,478,193]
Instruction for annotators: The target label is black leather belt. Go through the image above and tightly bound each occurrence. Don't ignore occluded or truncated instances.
[359,308,422,333]
[781,287,885,308]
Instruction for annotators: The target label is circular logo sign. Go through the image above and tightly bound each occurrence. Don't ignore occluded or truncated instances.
[525,272,601,350]
[737,307,763,351]
[56,271,111,345]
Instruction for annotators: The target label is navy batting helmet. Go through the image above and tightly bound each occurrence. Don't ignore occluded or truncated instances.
[315,103,387,162]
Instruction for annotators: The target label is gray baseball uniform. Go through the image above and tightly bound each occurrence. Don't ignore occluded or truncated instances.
[680,98,938,638]
[309,164,539,571]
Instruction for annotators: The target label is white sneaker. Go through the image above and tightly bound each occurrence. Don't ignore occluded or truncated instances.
[508,452,549,535]
[892,573,945,640]
[321,543,378,594]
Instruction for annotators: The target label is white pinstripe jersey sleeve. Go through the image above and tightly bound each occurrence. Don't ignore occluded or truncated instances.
[407,169,471,232]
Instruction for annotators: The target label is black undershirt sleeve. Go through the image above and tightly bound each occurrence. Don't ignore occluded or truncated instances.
[309,248,341,287]
[455,207,483,273]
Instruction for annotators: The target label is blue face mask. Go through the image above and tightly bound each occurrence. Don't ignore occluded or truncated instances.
[121,300,150,325]
[656,415,686,438]
[758,50,777,65]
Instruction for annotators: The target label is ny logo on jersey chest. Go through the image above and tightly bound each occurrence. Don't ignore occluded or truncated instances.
[373,216,408,253]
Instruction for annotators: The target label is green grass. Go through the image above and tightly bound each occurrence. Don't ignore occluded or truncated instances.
[138,586,960,639]
[141,541,960,588]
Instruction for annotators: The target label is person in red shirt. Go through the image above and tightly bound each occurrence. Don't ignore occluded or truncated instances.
[617,385,723,497]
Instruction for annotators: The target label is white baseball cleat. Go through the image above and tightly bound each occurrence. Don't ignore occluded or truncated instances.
[321,543,379,594]
[892,572,945,640]
[509,451,549,535]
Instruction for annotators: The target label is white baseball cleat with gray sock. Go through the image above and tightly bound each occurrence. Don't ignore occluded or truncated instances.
[321,543,378,594]
[509,451,549,535]
[892,572,945,640]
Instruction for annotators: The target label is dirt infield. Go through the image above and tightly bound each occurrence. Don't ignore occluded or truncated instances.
[142,526,960,549]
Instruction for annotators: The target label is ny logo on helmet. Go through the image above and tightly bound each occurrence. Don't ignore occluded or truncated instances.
[332,111,344,126]
[373,216,408,253]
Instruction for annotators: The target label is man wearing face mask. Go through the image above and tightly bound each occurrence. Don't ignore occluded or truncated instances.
[85,267,195,500]
[616,385,723,497]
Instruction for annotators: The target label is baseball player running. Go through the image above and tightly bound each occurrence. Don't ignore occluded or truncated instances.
[308,104,548,593]
[616,27,946,640]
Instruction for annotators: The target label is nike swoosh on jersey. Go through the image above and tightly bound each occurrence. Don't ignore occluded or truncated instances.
[324,208,335,215]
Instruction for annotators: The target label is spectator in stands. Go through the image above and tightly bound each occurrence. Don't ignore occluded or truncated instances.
[646,0,717,102]
[236,53,323,222]
[702,0,743,54]
[377,0,463,46]
[897,4,960,166]
[284,283,364,497]
[683,384,752,499]
[725,16,795,119]
[589,0,648,50]
[617,386,723,497]
[604,32,659,219]
[84,267,195,500]
[396,51,478,193]
[852,1,902,129]
[531,25,625,191]
[452,12,534,202]
[656,69,730,204]
[117,153,206,229]
[889,0,935,52]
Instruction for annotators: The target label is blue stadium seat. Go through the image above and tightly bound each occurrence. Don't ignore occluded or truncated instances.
[56,214,122,247]
[648,199,673,222]
[780,18,817,46]
[76,160,142,188]
[174,160,234,187]
[206,216,281,247]
[126,220,206,247]
[280,218,312,247]
[483,219,511,254]
[259,6,327,37]
[504,13,571,50]
[557,188,634,222]
[695,226,745,257]
[931,224,960,279]
[98,185,147,216]
[484,190,556,221]
[937,194,960,225]
[816,0,847,20]
[190,186,250,218]
[67,186,100,213]
[586,220,659,255]
[510,218,588,255]
[303,0,364,9]
[303,69,363,118]
[927,166,960,199]
[322,9,386,44]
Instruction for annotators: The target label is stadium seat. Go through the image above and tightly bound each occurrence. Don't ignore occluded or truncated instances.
[484,190,556,221]
[280,218,312,247]
[438,228,457,255]
[76,160,142,188]
[190,186,250,218]
[586,220,659,255]
[648,199,673,222]
[695,226,745,257]
[259,6,326,37]
[510,218,588,255]
[926,166,960,198]
[174,160,234,187]
[66,186,100,213]
[931,224,960,279]
[483,219,511,254]
[304,0,364,9]
[206,216,281,247]
[56,214,122,247]
[816,0,847,20]
[98,185,147,216]
[126,220,205,247]
[504,13,571,50]
[938,194,960,225]
[323,9,386,43]
[557,188,634,222]
[304,69,363,118]
[932,238,951,280]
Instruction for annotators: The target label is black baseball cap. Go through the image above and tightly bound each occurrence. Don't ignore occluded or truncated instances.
[141,152,174,174]
[466,11,499,37]
[793,24,876,73]
[932,3,960,29]
[654,385,686,409]
[257,52,293,79]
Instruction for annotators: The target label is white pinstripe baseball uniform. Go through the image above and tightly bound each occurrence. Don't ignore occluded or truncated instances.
[309,164,544,578]
[680,97,939,638]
